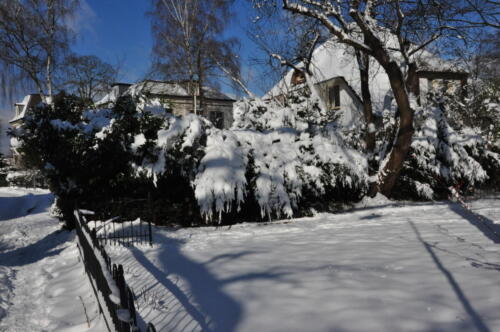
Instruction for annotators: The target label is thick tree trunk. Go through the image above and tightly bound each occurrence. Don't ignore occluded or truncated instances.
[373,61,414,197]
[356,30,415,197]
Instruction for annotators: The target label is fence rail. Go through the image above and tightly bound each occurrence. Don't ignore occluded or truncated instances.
[74,209,156,332]
[91,217,153,247]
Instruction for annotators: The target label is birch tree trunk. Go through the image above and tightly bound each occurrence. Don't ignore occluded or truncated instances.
[46,0,55,101]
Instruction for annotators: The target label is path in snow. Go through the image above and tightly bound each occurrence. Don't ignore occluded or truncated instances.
[103,196,500,332]
[0,187,105,332]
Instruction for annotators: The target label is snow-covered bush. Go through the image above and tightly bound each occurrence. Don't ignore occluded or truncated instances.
[5,170,46,188]
[0,153,8,186]
[133,93,368,223]
[13,91,368,226]
[444,81,500,146]
[232,89,338,131]
[392,102,500,200]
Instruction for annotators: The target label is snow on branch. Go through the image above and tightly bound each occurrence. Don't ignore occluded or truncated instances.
[282,0,372,54]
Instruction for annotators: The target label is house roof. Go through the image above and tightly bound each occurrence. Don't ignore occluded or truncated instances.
[128,80,235,100]
[9,94,37,123]
[97,80,235,106]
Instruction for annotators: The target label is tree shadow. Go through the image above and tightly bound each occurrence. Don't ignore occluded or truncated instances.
[359,213,383,220]
[408,221,491,332]
[447,202,500,244]
[0,192,53,221]
[127,232,289,331]
[0,230,71,266]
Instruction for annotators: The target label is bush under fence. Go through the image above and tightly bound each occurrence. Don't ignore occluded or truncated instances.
[74,209,156,332]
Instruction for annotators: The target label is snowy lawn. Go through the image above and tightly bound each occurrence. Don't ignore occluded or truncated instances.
[104,196,500,332]
[0,187,106,331]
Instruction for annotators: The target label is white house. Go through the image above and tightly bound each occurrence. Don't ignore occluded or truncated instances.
[265,40,468,128]
[8,94,43,166]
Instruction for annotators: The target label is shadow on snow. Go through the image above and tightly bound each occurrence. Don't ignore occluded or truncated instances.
[409,221,491,332]
[127,232,288,332]
[447,202,500,244]
[0,192,53,221]
[0,230,72,266]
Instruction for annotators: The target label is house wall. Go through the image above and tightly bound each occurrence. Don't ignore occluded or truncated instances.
[315,78,364,128]
[161,96,234,129]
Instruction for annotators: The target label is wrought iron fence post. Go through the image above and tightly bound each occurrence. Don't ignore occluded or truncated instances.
[91,228,97,247]
[127,286,137,326]
[147,192,153,247]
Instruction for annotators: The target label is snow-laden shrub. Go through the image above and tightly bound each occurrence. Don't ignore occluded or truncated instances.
[232,89,338,131]
[131,113,209,184]
[194,129,247,220]
[14,91,368,226]
[444,81,500,146]
[132,93,367,222]
[6,170,47,188]
[393,105,500,200]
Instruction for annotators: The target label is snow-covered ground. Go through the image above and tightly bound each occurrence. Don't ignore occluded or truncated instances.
[0,187,105,332]
[102,195,500,332]
[2,187,499,332]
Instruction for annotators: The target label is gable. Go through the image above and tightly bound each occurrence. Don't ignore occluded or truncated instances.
[265,41,393,112]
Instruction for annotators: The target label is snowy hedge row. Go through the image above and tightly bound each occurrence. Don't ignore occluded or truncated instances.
[12,88,499,226]
[131,94,367,222]
[12,93,367,225]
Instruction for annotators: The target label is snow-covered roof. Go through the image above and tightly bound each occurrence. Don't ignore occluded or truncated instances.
[128,80,234,100]
[265,36,467,111]
[95,85,122,106]
[266,41,393,111]
[127,80,188,98]
[9,94,40,123]
[97,80,234,107]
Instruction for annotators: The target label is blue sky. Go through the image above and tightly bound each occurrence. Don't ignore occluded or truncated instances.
[72,0,154,83]
[72,0,261,94]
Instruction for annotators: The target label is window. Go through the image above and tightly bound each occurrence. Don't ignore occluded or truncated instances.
[329,85,340,109]
[291,69,306,86]
[209,111,224,129]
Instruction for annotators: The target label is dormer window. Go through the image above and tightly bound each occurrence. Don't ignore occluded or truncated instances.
[291,69,306,86]
[329,85,340,109]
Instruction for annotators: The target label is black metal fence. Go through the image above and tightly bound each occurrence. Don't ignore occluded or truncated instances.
[74,209,156,332]
[89,217,153,247]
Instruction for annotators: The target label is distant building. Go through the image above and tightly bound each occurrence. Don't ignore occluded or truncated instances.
[9,94,43,129]
[9,94,43,167]
[97,80,235,129]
